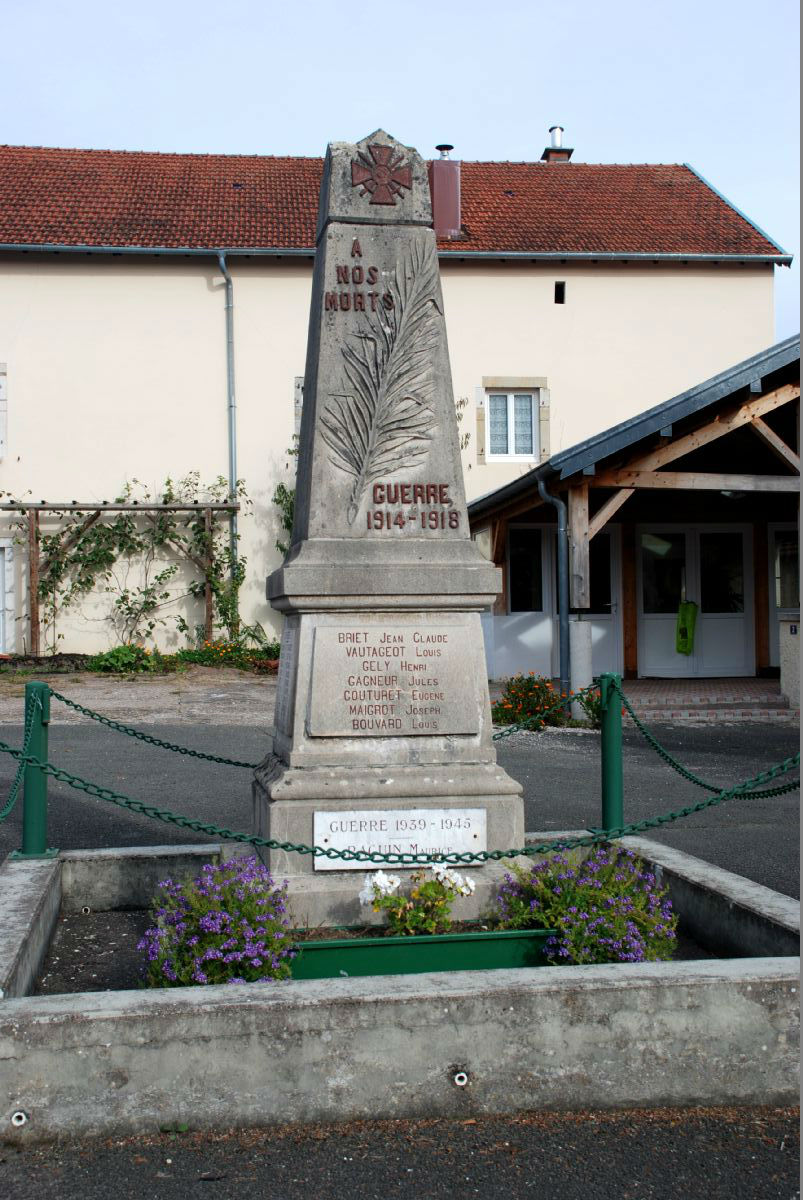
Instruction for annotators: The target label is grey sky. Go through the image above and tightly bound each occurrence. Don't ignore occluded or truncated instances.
[2,0,799,337]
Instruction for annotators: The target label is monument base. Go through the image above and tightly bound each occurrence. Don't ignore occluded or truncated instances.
[252,756,523,924]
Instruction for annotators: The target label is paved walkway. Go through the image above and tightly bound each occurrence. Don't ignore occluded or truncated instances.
[621,676,798,722]
[0,667,797,726]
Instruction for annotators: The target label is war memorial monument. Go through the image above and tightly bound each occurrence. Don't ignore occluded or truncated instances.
[253,130,523,918]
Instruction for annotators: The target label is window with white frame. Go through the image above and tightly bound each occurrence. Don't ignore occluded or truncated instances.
[486,390,539,460]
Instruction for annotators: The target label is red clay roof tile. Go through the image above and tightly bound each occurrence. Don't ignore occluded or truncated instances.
[0,145,785,258]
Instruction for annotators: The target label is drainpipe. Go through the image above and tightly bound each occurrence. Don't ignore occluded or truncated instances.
[217,253,239,593]
[537,476,570,705]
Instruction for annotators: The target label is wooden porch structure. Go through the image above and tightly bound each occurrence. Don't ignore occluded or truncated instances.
[469,336,800,679]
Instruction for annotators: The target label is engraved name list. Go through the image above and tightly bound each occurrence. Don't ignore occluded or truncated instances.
[307,624,480,737]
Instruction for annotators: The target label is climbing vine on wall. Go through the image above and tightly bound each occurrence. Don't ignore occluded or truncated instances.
[2,474,251,653]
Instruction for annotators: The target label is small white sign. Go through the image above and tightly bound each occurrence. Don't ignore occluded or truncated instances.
[313,808,487,871]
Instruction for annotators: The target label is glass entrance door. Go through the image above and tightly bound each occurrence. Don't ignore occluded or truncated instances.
[637,526,753,677]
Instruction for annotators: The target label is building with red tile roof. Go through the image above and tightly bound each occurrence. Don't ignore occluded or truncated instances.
[0,145,789,261]
[0,134,793,655]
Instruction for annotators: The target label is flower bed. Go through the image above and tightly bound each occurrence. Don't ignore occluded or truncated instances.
[129,849,679,991]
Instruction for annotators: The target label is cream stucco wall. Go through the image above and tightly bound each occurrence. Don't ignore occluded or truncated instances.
[442,261,775,498]
[0,252,775,652]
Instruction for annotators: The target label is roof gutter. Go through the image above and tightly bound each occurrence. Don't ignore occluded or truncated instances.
[537,477,570,707]
[0,242,315,257]
[216,253,239,611]
[0,243,792,266]
[437,250,792,266]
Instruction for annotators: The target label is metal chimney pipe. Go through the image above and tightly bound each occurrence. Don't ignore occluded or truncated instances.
[549,125,564,149]
[435,143,454,159]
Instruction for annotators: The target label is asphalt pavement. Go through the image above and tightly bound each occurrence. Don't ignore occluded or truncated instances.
[0,1106,798,1200]
[0,718,798,896]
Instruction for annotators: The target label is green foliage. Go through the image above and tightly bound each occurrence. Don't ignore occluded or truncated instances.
[494,846,677,964]
[86,644,173,674]
[359,865,476,936]
[491,673,569,727]
[174,638,280,671]
[576,686,603,728]
[4,474,251,651]
[138,856,296,987]
[271,482,295,556]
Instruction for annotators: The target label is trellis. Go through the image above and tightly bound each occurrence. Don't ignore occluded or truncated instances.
[0,502,240,655]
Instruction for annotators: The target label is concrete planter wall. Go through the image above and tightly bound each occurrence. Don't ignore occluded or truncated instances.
[0,836,798,1143]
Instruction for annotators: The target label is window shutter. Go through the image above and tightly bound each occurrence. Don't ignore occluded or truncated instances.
[475,386,486,465]
[539,388,551,460]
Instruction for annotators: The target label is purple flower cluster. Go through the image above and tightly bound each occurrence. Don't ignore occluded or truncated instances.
[137,855,296,988]
[495,846,677,966]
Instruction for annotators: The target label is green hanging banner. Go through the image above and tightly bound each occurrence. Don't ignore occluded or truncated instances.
[675,600,698,655]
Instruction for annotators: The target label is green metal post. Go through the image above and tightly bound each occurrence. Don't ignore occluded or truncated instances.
[16,681,57,859]
[599,672,624,832]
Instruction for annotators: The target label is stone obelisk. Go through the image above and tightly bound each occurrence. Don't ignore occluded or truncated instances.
[254,130,522,920]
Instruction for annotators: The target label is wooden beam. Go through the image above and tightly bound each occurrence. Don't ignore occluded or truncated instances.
[488,492,547,525]
[204,508,214,642]
[568,482,590,608]
[28,510,40,656]
[613,382,800,475]
[620,524,638,679]
[0,503,240,513]
[588,489,635,540]
[595,470,800,493]
[491,518,508,565]
[750,416,801,472]
[493,521,509,616]
[39,509,102,581]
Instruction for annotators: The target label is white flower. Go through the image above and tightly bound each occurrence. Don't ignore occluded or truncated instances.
[358,870,400,905]
[358,876,375,906]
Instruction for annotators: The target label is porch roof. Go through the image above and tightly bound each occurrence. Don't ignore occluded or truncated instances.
[467,334,800,523]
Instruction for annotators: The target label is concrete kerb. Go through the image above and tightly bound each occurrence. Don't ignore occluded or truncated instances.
[0,837,798,1143]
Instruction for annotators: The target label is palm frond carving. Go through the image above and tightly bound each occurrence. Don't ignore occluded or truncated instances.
[321,239,440,523]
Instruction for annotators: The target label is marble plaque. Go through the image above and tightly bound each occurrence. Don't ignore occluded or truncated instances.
[307,624,480,736]
[313,807,486,870]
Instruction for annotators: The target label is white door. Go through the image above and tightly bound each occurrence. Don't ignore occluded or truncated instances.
[588,529,622,676]
[637,525,754,677]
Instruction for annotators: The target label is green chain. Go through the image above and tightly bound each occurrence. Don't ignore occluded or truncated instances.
[0,733,797,865]
[613,681,795,800]
[48,690,259,770]
[0,693,41,822]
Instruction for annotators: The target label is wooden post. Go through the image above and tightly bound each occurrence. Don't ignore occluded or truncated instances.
[28,510,40,656]
[568,483,590,608]
[204,507,214,642]
[620,524,638,679]
[491,518,508,615]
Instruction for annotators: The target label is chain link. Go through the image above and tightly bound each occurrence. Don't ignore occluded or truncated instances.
[48,690,259,770]
[0,733,797,865]
[0,693,41,822]
[614,681,796,800]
